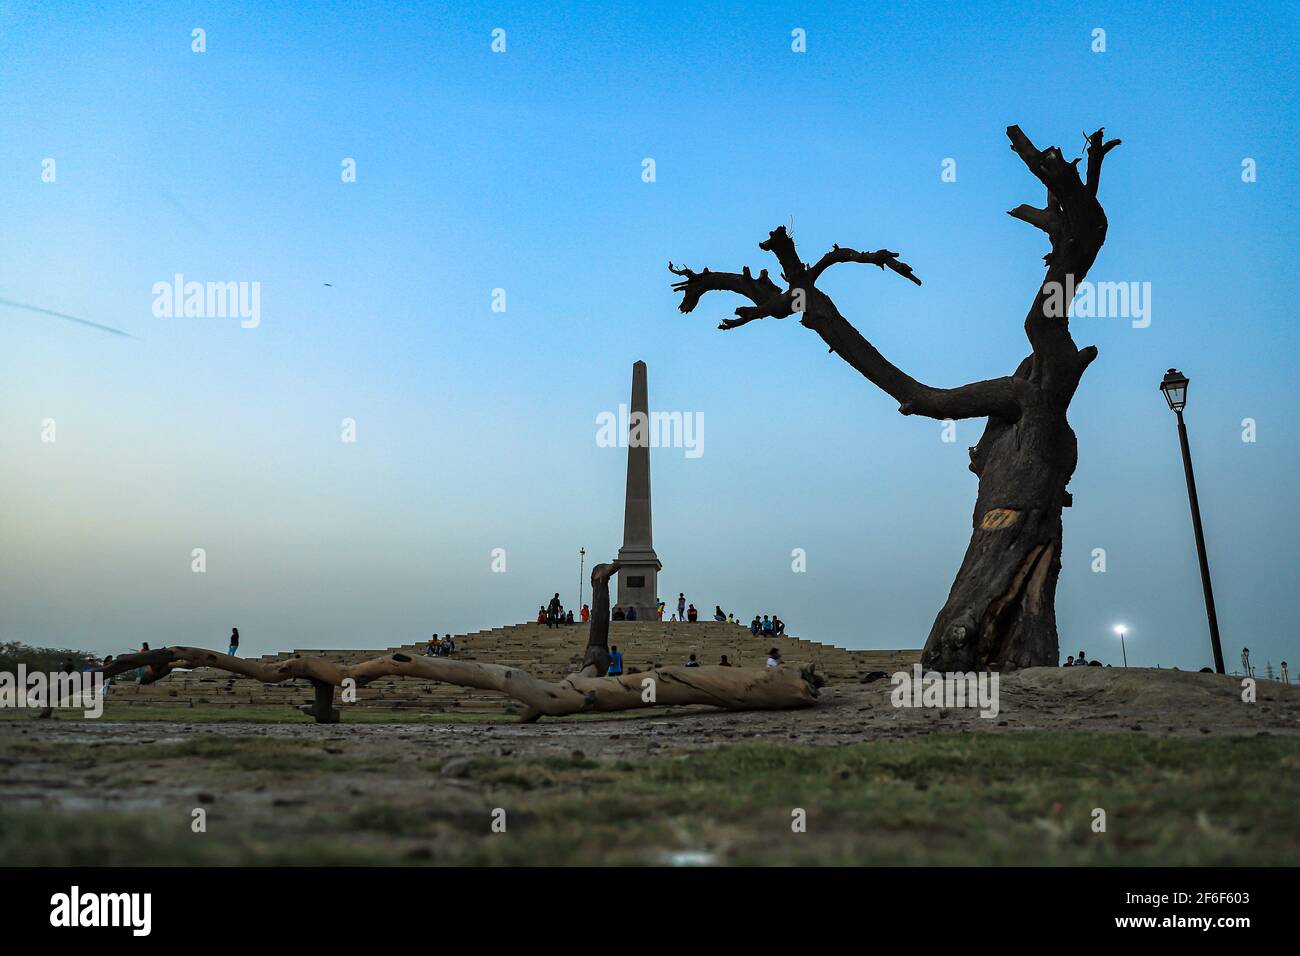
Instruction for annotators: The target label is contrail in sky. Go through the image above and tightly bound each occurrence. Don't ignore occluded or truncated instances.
[0,297,135,338]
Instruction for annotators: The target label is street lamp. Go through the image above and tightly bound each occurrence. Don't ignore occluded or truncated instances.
[577,547,586,618]
[1113,625,1128,667]
[1159,368,1226,674]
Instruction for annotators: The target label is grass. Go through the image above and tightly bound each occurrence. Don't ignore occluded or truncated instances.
[3,731,1297,865]
[0,701,686,723]
[0,702,507,723]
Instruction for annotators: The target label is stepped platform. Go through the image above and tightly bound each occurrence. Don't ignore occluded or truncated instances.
[114,621,921,716]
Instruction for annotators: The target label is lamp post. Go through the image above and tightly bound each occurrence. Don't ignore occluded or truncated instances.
[577,547,586,617]
[1159,369,1226,674]
[1113,625,1128,667]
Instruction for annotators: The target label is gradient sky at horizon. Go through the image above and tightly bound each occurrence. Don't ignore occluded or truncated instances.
[2,1,1296,671]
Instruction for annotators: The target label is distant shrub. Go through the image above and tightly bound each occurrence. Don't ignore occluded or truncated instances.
[0,641,98,674]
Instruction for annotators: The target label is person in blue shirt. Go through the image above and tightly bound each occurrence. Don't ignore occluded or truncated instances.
[761,615,774,635]
[607,645,624,676]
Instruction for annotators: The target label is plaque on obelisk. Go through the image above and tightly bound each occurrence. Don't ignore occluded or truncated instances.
[615,360,661,620]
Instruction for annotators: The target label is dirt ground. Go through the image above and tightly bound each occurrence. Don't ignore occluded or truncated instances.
[4,665,1297,767]
[2,667,1297,865]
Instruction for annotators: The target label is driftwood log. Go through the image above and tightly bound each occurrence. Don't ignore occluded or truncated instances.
[61,560,822,724]
[85,647,821,724]
[669,124,1120,672]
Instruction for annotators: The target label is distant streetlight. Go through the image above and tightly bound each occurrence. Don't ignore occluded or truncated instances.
[1113,625,1129,667]
[577,547,586,617]
[1159,369,1226,674]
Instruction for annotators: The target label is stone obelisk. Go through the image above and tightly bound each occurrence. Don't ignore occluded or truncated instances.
[616,360,661,620]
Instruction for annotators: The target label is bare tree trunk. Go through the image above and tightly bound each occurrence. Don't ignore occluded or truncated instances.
[669,124,1119,671]
[574,561,619,678]
[924,398,1075,670]
[91,645,823,724]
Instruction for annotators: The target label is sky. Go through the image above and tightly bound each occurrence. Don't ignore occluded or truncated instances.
[1,0,1296,673]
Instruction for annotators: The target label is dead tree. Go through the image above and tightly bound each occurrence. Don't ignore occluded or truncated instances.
[90,646,822,724]
[575,561,620,677]
[59,559,823,725]
[669,125,1120,671]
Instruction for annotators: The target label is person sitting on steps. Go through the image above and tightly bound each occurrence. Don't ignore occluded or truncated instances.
[612,607,626,621]
[687,604,698,622]
[686,653,700,667]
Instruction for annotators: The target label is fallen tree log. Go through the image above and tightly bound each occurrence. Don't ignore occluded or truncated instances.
[82,647,823,724]
[43,557,822,723]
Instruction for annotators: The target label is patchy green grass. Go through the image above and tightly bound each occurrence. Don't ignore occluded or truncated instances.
[3,732,1296,865]
[0,701,684,724]
[0,702,510,724]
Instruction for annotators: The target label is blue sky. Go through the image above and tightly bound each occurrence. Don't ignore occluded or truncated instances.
[1,0,1296,672]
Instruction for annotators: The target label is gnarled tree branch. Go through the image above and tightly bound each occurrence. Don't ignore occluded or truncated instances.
[806,244,922,287]
[670,228,1027,421]
[1006,125,1118,400]
[84,646,823,725]
[668,262,785,330]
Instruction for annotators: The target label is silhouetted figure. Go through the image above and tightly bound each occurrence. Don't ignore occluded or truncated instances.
[228,628,240,657]
[612,607,626,621]
[719,655,732,667]
[686,653,700,667]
